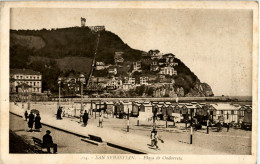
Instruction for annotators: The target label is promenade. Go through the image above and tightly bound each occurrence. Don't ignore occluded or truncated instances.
[10,102,251,154]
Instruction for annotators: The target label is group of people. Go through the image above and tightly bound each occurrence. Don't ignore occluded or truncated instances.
[25,110,42,132]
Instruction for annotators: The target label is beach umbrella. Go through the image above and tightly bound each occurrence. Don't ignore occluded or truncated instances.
[30,109,39,114]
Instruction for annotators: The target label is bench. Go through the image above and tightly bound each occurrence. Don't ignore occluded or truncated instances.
[88,134,103,143]
[32,137,58,153]
[32,137,45,150]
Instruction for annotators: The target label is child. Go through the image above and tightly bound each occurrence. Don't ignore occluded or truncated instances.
[98,113,103,128]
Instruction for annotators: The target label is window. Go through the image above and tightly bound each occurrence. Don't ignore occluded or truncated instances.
[221,110,224,114]
[16,76,19,79]
[20,76,22,79]
[34,82,36,86]
[30,76,32,79]
[231,111,234,115]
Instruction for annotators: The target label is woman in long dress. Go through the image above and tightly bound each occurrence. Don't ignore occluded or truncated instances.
[35,113,42,132]
[28,112,34,132]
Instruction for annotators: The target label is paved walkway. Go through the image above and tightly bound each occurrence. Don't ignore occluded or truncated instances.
[10,103,226,154]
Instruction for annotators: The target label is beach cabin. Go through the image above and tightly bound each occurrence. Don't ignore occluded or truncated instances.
[105,101,114,115]
[132,102,140,117]
[167,104,174,116]
[182,103,201,118]
[238,105,252,123]
[138,103,153,121]
[209,104,241,123]
[173,103,185,114]
[120,101,133,113]
[196,103,209,116]
[243,106,252,126]
[140,103,153,113]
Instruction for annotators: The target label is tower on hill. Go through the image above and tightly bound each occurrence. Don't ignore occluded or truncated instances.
[81,17,86,27]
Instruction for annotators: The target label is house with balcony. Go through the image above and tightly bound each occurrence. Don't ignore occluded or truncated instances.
[139,76,149,85]
[159,66,177,76]
[10,69,42,93]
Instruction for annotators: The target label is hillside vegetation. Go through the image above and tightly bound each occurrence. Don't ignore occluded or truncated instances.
[10,27,213,96]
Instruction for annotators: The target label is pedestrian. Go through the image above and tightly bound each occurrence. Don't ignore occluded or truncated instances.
[28,112,34,132]
[35,113,42,132]
[42,130,58,154]
[57,106,62,120]
[153,131,164,149]
[98,113,103,128]
[227,123,230,132]
[83,110,89,127]
[150,129,156,146]
[24,110,28,121]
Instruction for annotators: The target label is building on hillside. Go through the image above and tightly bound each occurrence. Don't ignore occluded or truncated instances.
[108,67,117,75]
[158,58,167,66]
[106,77,122,90]
[159,66,177,76]
[114,52,124,64]
[95,62,107,70]
[89,26,105,32]
[87,77,109,90]
[149,50,163,60]
[133,62,142,72]
[163,53,175,62]
[139,76,149,85]
[123,77,136,85]
[10,69,42,93]
[59,75,81,94]
[150,60,159,71]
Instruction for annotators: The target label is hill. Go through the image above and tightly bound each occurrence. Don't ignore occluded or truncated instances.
[10,27,213,96]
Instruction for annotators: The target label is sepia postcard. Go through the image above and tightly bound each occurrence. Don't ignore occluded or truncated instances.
[0,1,258,164]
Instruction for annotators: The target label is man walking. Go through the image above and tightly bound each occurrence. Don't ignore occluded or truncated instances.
[83,110,89,127]
[43,130,57,154]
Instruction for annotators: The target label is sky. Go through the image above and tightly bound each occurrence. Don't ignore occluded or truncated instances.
[10,8,253,96]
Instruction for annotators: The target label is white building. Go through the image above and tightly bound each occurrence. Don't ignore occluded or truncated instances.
[95,62,107,70]
[159,66,177,76]
[133,62,141,71]
[139,77,149,85]
[10,69,42,93]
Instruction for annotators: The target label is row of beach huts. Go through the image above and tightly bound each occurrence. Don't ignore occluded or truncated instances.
[61,101,252,125]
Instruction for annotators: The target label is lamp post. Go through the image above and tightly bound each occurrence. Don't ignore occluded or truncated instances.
[190,109,194,144]
[21,85,24,109]
[79,74,85,122]
[58,77,62,108]
[127,108,130,132]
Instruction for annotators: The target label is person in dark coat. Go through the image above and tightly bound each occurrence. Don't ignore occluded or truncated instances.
[35,113,42,132]
[28,112,34,131]
[57,107,62,120]
[43,130,57,153]
[24,110,28,121]
[83,110,89,127]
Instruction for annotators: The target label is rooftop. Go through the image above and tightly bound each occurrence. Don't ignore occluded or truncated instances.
[10,69,41,75]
